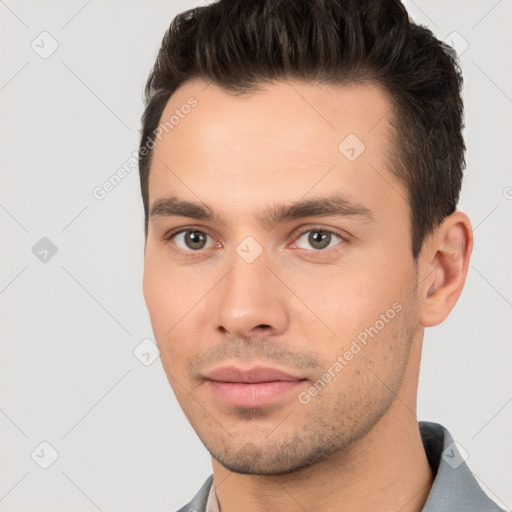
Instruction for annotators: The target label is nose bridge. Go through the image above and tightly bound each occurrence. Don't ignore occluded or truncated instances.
[212,242,288,336]
[228,248,268,301]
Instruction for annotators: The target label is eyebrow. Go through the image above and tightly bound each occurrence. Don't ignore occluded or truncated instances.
[148,194,374,226]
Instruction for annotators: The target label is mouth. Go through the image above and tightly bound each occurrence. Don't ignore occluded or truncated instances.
[203,365,308,408]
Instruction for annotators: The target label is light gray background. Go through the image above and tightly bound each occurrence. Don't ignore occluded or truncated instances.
[1,0,511,510]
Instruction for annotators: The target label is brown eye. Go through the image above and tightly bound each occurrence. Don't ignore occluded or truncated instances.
[308,230,332,249]
[295,229,343,251]
[171,230,214,251]
[184,231,207,250]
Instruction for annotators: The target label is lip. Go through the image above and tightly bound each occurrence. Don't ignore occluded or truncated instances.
[204,365,307,407]
[205,365,303,383]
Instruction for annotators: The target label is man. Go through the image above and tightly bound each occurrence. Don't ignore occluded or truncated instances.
[138,0,505,510]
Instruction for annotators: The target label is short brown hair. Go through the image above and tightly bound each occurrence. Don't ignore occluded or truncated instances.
[139,0,464,259]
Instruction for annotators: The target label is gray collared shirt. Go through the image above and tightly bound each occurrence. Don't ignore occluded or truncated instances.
[177,421,505,512]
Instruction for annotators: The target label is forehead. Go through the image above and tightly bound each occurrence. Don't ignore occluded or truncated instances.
[148,78,406,222]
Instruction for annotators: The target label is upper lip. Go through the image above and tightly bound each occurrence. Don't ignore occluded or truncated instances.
[204,366,305,383]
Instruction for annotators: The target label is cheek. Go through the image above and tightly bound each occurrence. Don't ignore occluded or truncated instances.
[144,246,200,325]
[280,252,416,369]
[288,262,408,329]
[143,251,195,363]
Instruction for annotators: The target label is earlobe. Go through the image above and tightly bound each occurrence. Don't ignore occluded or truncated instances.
[418,211,473,327]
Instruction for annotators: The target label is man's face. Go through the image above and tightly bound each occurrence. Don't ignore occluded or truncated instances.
[143,79,422,474]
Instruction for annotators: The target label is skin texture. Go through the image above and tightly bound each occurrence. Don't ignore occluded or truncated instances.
[143,78,473,512]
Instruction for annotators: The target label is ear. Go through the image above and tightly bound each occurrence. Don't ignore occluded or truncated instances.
[418,211,473,327]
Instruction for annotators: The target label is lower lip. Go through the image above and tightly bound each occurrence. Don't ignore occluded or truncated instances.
[207,380,304,407]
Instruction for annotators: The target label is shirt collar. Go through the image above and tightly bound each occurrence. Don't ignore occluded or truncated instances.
[206,481,221,512]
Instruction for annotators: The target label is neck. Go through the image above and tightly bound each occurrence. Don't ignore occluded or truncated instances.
[210,335,433,512]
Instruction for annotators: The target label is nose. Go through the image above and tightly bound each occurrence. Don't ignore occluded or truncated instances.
[212,250,289,339]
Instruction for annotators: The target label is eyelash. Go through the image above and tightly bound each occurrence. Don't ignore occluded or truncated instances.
[163,226,349,258]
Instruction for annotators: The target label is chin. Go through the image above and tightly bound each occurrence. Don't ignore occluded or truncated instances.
[206,438,338,476]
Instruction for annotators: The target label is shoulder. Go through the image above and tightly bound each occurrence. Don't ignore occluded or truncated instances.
[419,421,506,512]
[174,475,213,512]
